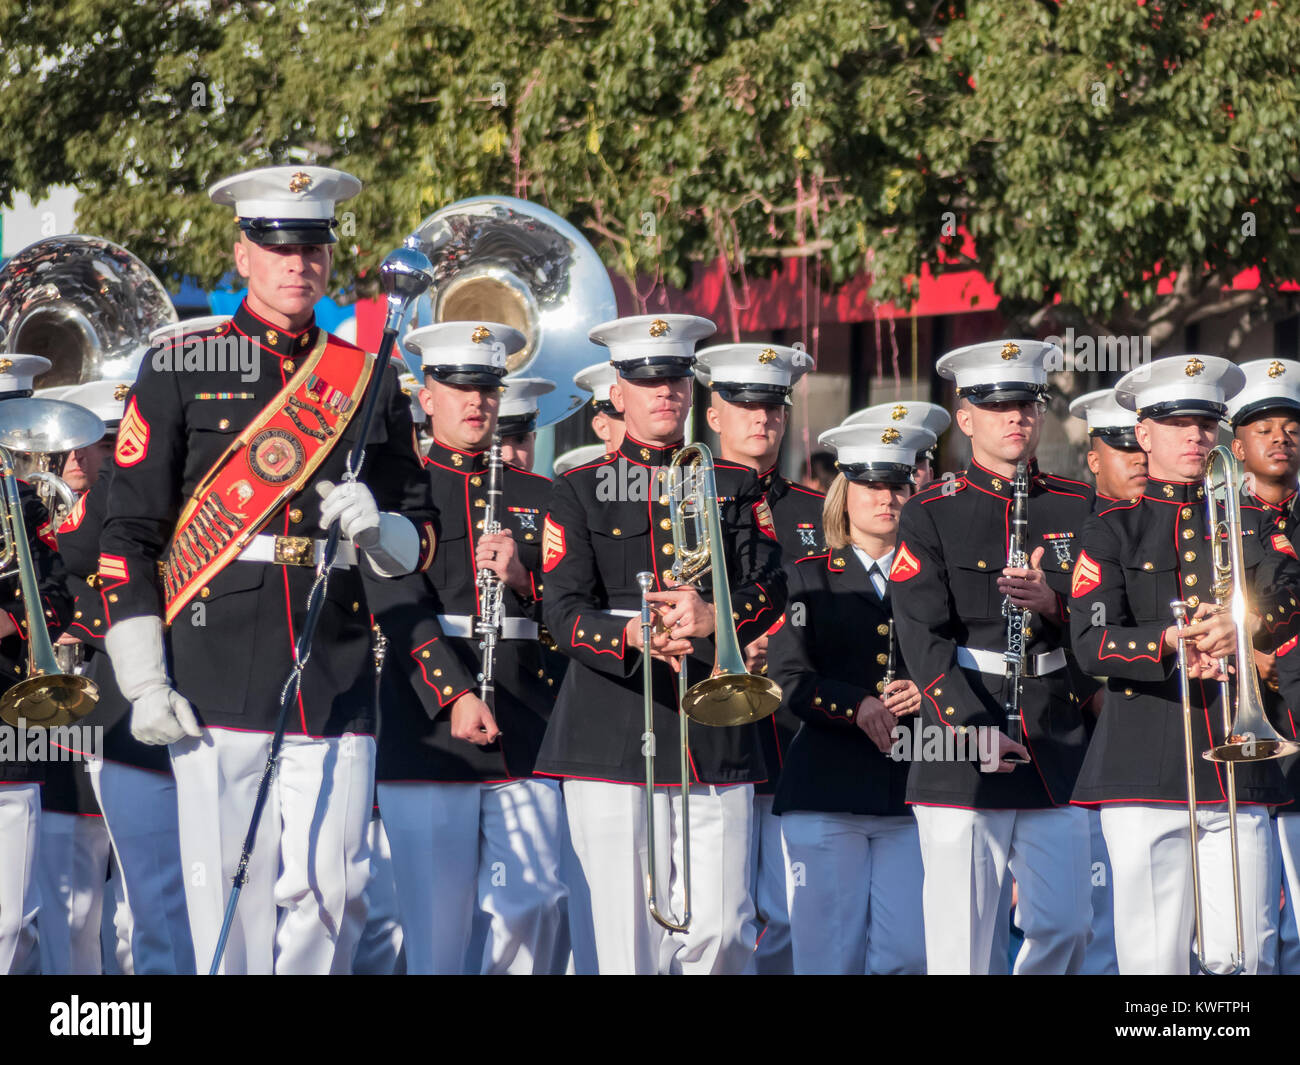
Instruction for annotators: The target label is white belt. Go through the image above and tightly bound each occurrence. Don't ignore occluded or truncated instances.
[956,646,1067,678]
[437,614,539,641]
[608,609,638,619]
[237,534,358,569]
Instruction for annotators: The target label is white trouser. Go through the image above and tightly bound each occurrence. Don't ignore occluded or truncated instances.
[379,778,568,975]
[89,759,193,974]
[1081,807,1118,974]
[1101,803,1278,975]
[0,782,40,974]
[563,778,757,975]
[37,807,110,974]
[352,813,404,975]
[782,810,925,974]
[171,729,375,975]
[1276,813,1300,974]
[101,854,134,976]
[749,794,793,974]
[913,804,1091,975]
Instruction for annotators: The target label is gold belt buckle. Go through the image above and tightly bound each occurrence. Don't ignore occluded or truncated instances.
[274,535,315,567]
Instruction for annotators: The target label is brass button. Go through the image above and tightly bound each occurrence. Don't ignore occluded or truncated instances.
[476,521,484,531]
[547,678,554,686]
[594,633,601,642]
[660,519,672,530]
[814,696,823,706]
[663,543,674,556]
[876,681,885,692]
[611,639,619,647]
[977,560,987,569]
[352,602,360,611]
[744,603,753,611]
[945,707,955,716]
[1142,562,1154,571]
[877,624,889,636]
[1184,574,1196,587]
[421,651,430,659]
[289,508,303,524]
[474,499,486,508]
[433,668,442,676]
[218,418,231,431]
[1184,550,1196,562]
[471,476,482,487]
[284,360,295,374]
[1107,641,1115,649]
[1128,641,1136,649]
[1124,688,1134,697]
[1060,561,1069,570]
[442,685,452,695]
[537,669,545,678]
[74,610,82,619]
[525,533,534,541]
[876,653,888,665]
[934,688,942,696]
[200,587,210,599]
[577,629,585,638]
[1183,528,1194,540]
[758,594,766,603]
[108,593,119,603]
[659,495,670,506]
[1188,595,1200,608]
[612,528,621,536]
[1181,507,1192,519]
[1147,642,1157,651]
[92,619,101,627]
[830,703,838,712]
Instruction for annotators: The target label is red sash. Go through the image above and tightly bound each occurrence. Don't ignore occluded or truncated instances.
[161,331,374,626]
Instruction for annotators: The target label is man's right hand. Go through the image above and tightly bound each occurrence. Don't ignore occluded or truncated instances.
[993,731,1031,773]
[450,691,501,746]
[130,686,202,746]
[624,616,694,673]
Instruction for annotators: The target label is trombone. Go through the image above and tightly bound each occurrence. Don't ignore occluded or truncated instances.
[1170,444,1300,975]
[637,443,782,932]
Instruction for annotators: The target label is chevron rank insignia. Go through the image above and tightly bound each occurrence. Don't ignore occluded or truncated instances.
[542,515,566,573]
[115,397,150,467]
[888,542,921,582]
[1071,550,1102,598]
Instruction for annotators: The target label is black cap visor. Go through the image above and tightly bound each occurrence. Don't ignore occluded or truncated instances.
[712,382,791,405]
[424,365,507,388]
[1090,427,1141,450]
[1138,399,1225,422]
[498,413,538,436]
[839,461,914,486]
[1231,398,1300,430]
[238,217,338,246]
[615,356,695,381]
[957,382,1049,406]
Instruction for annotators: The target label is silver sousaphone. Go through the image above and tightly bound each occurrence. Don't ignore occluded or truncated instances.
[0,234,178,387]
[405,196,618,429]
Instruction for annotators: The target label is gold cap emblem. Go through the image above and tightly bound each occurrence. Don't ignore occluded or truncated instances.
[0,359,12,374]
[1269,360,1286,379]
[891,404,908,420]
[758,347,777,365]
[470,325,492,344]
[288,171,312,193]
[648,318,669,338]
[881,427,902,444]
[1185,357,1205,377]
[1000,342,1020,360]
[113,384,130,401]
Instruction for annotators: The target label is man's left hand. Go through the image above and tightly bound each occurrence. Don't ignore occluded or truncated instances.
[475,529,530,596]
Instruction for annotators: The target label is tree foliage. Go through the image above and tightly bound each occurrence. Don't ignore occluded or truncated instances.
[1,0,1296,344]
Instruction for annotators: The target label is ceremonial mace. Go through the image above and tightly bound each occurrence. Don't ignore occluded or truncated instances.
[209,242,433,974]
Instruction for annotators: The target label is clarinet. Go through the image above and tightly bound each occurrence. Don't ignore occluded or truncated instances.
[1001,462,1031,764]
[474,432,505,711]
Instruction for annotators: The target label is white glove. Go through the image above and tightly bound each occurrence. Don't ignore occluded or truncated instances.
[316,480,418,576]
[104,616,202,746]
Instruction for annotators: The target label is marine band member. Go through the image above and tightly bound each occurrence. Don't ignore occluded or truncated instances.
[496,375,554,473]
[1225,359,1300,973]
[1071,355,1300,975]
[770,420,932,974]
[375,323,567,975]
[574,360,625,454]
[0,354,75,975]
[537,313,786,975]
[892,339,1095,975]
[693,340,817,975]
[99,166,437,974]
